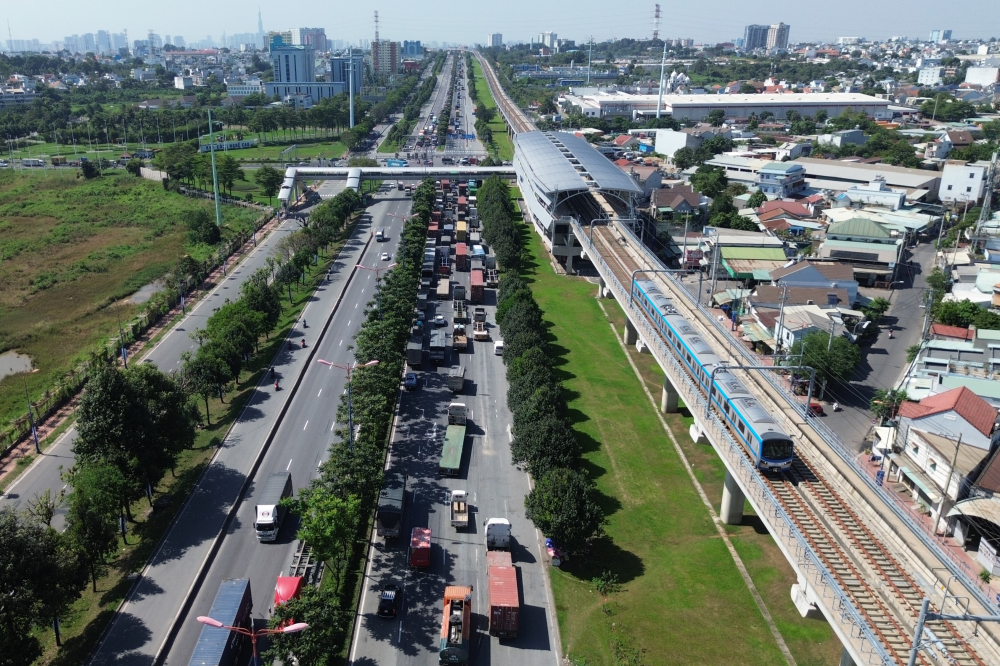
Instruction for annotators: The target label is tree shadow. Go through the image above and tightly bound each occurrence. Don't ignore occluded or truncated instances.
[558,535,645,586]
[80,612,154,666]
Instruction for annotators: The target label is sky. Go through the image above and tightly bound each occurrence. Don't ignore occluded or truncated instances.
[4,0,997,47]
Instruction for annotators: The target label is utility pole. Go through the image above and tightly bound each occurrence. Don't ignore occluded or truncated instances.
[827,316,836,352]
[774,283,789,355]
[680,213,689,269]
[348,47,355,128]
[587,38,593,85]
[907,598,1000,666]
[207,109,223,227]
[656,38,667,120]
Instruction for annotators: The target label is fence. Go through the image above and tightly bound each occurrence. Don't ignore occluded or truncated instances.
[0,208,277,458]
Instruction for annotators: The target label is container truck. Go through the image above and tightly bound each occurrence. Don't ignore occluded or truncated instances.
[453,325,468,352]
[439,424,466,476]
[450,490,469,529]
[474,307,487,323]
[436,279,451,299]
[456,220,467,242]
[441,179,452,192]
[485,268,499,288]
[472,322,489,341]
[376,475,406,539]
[429,328,448,364]
[457,196,467,213]
[439,586,473,665]
[409,527,432,567]
[454,300,468,323]
[254,473,292,542]
[487,551,520,639]
[448,366,466,392]
[455,243,468,271]
[416,290,428,311]
[188,579,252,666]
[470,270,484,303]
[448,402,467,425]
[440,235,452,247]
[485,518,512,550]
[438,253,451,278]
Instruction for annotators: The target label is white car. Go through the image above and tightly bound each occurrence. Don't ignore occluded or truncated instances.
[381,252,390,261]
[494,340,504,356]
[432,315,448,326]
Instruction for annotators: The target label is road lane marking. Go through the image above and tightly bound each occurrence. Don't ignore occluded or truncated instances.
[398,622,402,643]
[332,421,337,431]
[286,459,293,471]
[318,389,322,397]
[303,421,309,430]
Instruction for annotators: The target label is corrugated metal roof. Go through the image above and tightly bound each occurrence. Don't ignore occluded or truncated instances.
[827,217,893,239]
[720,247,787,260]
[513,131,642,196]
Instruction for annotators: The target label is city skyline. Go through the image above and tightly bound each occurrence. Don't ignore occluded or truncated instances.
[2,0,997,50]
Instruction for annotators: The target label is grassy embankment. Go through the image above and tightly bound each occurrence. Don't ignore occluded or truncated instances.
[28,221,358,666]
[469,59,514,162]
[0,171,260,429]
[519,219,841,664]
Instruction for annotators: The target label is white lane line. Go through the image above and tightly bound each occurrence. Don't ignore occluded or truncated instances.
[303,421,309,431]
[398,622,402,644]
[286,459,293,471]
[348,320,351,326]
[339,339,343,346]
[318,389,322,397]
[331,421,337,432]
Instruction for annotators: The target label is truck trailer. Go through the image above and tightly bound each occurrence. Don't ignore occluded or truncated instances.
[188,579,253,666]
[450,490,469,529]
[470,270,484,303]
[407,336,423,368]
[409,527,432,567]
[254,473,292,542]
[440,424,466,476]
[429,328,448,364]
[376,475,406,539]
[487,551,520,639]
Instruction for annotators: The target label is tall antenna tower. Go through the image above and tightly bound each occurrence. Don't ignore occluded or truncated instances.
[374,11,379,44]
[652,4,661,42]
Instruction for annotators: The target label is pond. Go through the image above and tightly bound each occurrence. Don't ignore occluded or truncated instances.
[0,350,33,382]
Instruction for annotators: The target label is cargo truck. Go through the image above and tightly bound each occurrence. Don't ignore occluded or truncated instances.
[407,337,423,368]
[439,424,466,476]
[450,490,469,529]
[472,321,489,341]
[470,270,484,303]
[417,290,428,311]
[448,366,466,392]
[453,326,468,352]
[376,475,406,539]
[440,586,473,665]
[485,518,512,550]
[473,307,487,323]
[409,527,432,567]
[485,268,499,288]
[456,220,467,242]
[487,551,520,639]
[448,402,467,425]
[429,328,448,364]
[454,300,468,323]
[188,579,252,666]
[254,473,292,542]
[436,279,451,299]
[453,284,466,301]
[455,243,468,271]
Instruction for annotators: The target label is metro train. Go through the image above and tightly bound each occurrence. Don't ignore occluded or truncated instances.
[632,279,794,471]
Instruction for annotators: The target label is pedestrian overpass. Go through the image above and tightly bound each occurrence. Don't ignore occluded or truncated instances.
[278,166,516,204]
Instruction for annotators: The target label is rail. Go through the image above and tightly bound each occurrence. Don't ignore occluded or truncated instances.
[572,218,895,665]
[611,218,999,616]
[473,52,535,134]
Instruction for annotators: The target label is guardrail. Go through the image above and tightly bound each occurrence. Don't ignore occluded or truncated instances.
[572,219,894,666]
[610,219,998,614]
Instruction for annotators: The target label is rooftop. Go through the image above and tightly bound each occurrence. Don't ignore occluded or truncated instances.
[514,131,642,196]
[770,260,856,282]
[898,386,999,437]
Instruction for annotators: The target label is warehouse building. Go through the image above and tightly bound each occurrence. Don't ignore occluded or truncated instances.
[561,91,891,121]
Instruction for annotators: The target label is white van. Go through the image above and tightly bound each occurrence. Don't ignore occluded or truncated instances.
[493,340,504,356]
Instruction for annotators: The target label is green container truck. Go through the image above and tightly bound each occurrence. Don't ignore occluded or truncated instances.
[439,424,467,476]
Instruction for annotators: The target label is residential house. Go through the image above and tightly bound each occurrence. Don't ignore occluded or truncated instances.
[839,175,907,210]
[945,130,975,150]
[769,260,859,305]
[613,134,638,149]
[775,141,813,161]
[650,185,703,222]
[763,303,866,352]
[717,246,789,280]
[613,161,662,199]
[897,386,1000,451]
[943,267,1000,307]
[940,160,991,205]
[818,216,905,285]
[817,129,867,149]
[646,125,731,161]
[756,161,806,198]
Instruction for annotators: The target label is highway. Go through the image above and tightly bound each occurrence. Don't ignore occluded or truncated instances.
[162,186,414,666]
[89,188,411,666]
[347,226,559,664]
[0,214,312,530]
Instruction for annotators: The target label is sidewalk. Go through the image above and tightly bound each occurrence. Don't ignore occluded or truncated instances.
[88,217,376,666]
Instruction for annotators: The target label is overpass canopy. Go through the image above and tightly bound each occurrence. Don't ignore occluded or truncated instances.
[278,165,516,202]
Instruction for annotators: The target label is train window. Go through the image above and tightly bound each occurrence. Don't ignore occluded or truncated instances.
[738,421,747,436]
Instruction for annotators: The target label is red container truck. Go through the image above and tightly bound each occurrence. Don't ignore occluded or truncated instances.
[487,551,520,638]
[428,223,439,240]
[470,270,484,303]
[457,196,467,213]
[409,527,432,567]
[455,243,468,271]
[441,179,452,193]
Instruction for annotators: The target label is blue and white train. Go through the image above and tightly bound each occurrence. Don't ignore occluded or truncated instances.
[632,279,794,470]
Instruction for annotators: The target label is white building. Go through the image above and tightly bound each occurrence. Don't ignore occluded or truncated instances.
[487,33,503,48]
[226,78,264,97]
[132,68,157,82]
[965,67,1000,87]
[940,160,990,205]
[917,67,943,86]
[174,76,194,89]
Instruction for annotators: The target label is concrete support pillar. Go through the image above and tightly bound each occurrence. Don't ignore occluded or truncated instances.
[597,276,607,298]
[791,574,823,619]
[636,338,651,354]
[839,647,856,666]
[660,378,679,413]
[623,319,638,345]
[565,253,574,275]
[720,470,745,525]
[689,422,708,445]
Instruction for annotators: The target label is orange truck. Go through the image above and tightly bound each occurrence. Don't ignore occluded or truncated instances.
[439,586,473,664]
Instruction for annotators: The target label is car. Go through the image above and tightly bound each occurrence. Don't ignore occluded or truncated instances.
[494,340,505,356]
[432,315,447,326]
[807,402,825,416]
[404,372,418,390]
[381,252,390,261]
[377,582,402,618]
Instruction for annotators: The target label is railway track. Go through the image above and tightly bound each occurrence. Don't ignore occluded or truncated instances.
[474,52,535,134]
[589,223,991,665]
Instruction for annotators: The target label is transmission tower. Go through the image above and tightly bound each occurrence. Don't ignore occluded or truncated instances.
[374,10,379,44]
[652,4,661,42]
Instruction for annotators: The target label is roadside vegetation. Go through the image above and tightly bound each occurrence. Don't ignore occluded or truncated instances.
[0,187,363,666]
[468,58,514,161]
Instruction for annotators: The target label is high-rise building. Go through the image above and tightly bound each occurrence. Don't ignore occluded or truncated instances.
[173,36,185,48]
[402,41,422,57]
[929,30,941,43]
[112,33,128,51]
[267,31,293,49]
[148,32,162,49]
[270,38,314,82]
[535,32,557,48]
[743,24,769,50]
[165,35,172,47]
[766,23,790,51]
[330,53,365,93]
[488,33,503,48]
[82,33,96,53]
[291,28,327,52]
[371,39,400,74]
[96,30,111,53]
[941,30,952,42]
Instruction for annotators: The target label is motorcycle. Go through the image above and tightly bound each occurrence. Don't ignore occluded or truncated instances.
[301,339,306,349]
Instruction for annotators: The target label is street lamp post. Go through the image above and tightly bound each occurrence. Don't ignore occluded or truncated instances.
[356,263,397,318]
[316,359,379,450]
[115,301,129,369]
[196,616,307,666]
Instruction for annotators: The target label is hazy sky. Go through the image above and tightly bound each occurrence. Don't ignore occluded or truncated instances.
[5,0,997,47]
